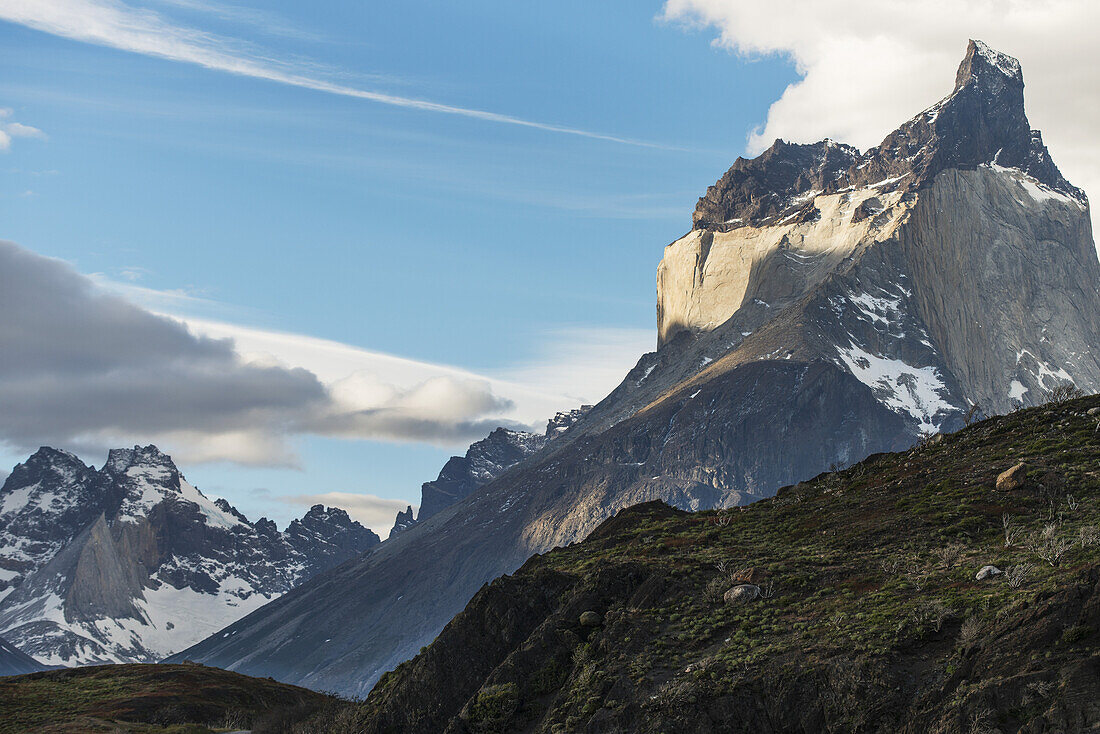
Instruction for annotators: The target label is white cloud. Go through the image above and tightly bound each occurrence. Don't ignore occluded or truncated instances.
[0,108,47,151]
[661,0,1100,229]
[277,491,415,538]
[173,315,574,428]
[0,0,663,148]
[491,326,654,408]
[174,317,651,442]
[0,242,651,467]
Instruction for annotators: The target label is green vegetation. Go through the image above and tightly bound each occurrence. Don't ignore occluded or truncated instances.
[0,663,345,734]
[357,396,1100,733]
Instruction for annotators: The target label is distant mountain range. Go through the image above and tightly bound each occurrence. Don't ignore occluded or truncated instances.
[388,415,588,537]
[0,445,379,666]
[173,40,1100,696]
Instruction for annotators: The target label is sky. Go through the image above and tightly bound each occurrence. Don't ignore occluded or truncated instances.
[0,0,1096,536]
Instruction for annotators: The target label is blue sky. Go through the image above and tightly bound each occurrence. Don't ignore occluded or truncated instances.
[0,1,797,533]
[3,1,1093,536]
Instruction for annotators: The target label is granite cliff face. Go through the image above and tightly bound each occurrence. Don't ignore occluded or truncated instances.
[0,445,379,666]
[658,41,1097,426]
[173,42,1100,697]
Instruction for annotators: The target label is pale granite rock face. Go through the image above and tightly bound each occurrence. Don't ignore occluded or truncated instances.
[657,185,911,346]
[656,161,1099,418]
[656,39,1099,422]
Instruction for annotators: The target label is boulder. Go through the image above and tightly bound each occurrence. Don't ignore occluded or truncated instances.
[996,463,1028,491]
[1087,406,1100,416]
[579,611,602,627]
[975,565,1003,581]
[723,584,762,604]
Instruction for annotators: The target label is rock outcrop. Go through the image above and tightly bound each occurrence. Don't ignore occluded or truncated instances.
[171,41,1100,697]
[389,506,417,537]
[658,41,1098,427]
[415,428,547,523]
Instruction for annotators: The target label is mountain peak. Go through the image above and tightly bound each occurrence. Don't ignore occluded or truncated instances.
[690,40,1082,232]
[389,505,417,536]
[955,39,1023,90]
[22,447,90,472]
[104,445,175,475]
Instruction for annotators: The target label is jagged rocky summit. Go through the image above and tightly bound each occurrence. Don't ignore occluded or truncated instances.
[0,445,379,666]
[655,39,1095,428]
[388,412,591,537]
[173,42,1100,697]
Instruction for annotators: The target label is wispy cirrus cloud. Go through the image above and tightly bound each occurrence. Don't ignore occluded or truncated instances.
[0,0,667,148]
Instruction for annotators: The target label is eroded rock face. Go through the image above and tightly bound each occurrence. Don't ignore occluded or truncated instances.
[416,428,546,522]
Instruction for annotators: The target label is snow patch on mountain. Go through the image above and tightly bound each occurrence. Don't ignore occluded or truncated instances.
[1017,349,1075,389]
[988,163,1086,207]
[836,344,954,432]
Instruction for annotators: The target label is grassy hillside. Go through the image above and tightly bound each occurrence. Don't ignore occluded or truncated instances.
[352,395,1100,733]
[0,663,349,733]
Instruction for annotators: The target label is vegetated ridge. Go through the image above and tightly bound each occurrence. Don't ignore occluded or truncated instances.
[353,394,1100,733]
[0,662,347,734]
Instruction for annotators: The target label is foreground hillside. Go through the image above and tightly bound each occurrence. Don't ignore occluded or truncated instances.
[0,663,347,733]
[352,395,1100,733]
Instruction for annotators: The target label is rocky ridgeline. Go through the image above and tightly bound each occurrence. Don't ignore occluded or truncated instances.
[0,634,43,676]
[389,407,592,537]
[691,40,1082,231]
[0,445,379,666]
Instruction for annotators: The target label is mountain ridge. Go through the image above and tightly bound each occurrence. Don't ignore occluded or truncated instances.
[0,444,380,666]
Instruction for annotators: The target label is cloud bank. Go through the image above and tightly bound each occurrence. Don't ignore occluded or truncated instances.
[661,0,1100,222]
[0,241,545,465]
[0,241,648,467]
[0,0,661,148]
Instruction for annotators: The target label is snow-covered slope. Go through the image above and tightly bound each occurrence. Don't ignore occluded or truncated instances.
[0,445,380,666]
